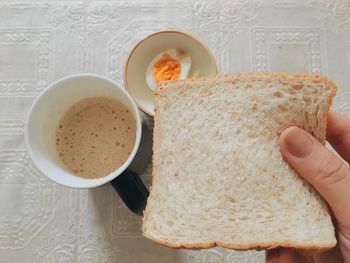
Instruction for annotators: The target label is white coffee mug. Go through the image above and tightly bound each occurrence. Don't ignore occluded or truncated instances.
[25,74,149,215]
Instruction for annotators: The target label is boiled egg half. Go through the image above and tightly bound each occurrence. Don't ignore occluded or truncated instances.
[146,49,191,90]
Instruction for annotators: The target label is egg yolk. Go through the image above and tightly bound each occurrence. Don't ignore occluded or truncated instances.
[152,53,181,83]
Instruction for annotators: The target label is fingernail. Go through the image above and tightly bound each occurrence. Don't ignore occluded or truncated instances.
[284,127,314,158]
[266,249,280,263]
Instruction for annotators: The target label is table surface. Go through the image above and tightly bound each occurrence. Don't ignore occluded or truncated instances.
[1,0,349,262]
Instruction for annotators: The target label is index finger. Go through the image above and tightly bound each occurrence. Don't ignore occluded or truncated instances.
[326,111,350,163]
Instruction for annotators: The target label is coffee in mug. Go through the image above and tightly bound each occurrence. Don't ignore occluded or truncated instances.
[56,96,136,179]
[26,74,149,215]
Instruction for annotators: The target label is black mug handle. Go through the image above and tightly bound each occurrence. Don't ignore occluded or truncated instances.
[111,169,149,216]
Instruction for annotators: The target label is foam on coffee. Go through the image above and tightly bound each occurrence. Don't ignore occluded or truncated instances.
[56,97,136,179]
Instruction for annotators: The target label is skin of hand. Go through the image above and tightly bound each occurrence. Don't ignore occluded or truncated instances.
[267,112,350,263]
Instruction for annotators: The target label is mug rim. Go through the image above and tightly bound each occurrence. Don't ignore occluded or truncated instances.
[25,73,142,188]
[123,29,218,117]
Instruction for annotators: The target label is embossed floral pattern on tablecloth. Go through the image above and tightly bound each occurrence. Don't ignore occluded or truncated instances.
[0,0,349,262]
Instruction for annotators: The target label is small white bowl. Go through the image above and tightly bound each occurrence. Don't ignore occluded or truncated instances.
[124,30,218,116]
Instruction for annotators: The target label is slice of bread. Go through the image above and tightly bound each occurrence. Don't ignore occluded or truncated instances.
[142,72,337,251]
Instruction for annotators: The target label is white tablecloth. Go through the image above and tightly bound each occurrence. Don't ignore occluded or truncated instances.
[0,0,349,262]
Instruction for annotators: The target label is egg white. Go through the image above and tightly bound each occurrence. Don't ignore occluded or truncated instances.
[146,49,191,90]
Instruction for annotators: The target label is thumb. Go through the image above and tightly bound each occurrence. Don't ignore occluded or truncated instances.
[279,127,350,234]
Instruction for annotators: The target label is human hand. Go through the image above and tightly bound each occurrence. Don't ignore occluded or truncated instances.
[267,111,350,263]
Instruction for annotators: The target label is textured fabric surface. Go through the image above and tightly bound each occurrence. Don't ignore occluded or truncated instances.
[0,0,349,262]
